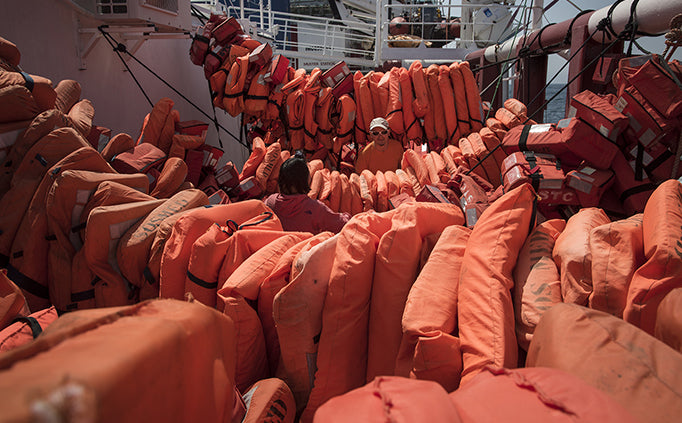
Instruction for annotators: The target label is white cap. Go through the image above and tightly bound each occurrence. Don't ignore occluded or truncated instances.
[369,117,389,131]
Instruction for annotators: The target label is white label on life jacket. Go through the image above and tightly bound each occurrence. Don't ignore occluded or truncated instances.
[628,160,649,179]
[630,145,654,166]
[614,96,628,112]
[568,105,577,118]
[599,125,610,138]
[627,112,642,133]
[568,174,593,193]
[539,178,563,191]
[529,124,553,133]
[580,166,596,175]
[0,127,24,148]
[639,129,656,147]
[466,207,478,228]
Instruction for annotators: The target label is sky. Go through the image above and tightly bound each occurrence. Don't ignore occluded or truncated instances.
[539,0,681,82]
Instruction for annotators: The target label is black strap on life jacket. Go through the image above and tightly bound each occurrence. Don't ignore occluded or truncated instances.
[10,316,43,339]
[518,125,532,151]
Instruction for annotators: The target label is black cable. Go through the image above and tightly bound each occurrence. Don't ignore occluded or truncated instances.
[466,34,624,176]
[191,4,209,25]
[97,26,248,150]
[207,80,225,149]
[98,26,154,108]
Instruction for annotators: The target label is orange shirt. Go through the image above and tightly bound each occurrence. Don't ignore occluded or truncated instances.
[356,139,404,173]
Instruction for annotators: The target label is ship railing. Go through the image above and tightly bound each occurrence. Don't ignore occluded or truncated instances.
[376,0,543,64]
[192,1,377,68]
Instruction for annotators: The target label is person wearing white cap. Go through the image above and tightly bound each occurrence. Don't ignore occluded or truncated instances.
[355,117,404,173]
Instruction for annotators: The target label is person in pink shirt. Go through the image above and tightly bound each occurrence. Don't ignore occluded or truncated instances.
[264,153,350,234]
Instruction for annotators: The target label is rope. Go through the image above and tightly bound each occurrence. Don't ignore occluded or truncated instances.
[98,27,153,108]
[97,26,248,151]
[466,34,624,176]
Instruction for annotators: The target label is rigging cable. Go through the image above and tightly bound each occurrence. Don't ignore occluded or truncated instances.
[97,26,248,150]
[466,33,625,176]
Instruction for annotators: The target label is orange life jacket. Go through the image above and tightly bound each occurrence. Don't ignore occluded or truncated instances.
[315,86,335,150]
[459,61,484,131]
[398,67,423,143]
[437,64,460,143]
[448,62,472,137]
[331,93,354,153]
[223,55,249,117]
[353,71,367,146]
[243,66,270,118]
[302,68,322,152]
[385,67,404,135]
[409,61,430,118]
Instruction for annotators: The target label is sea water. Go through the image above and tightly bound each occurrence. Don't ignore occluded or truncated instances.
[543,83,568,124]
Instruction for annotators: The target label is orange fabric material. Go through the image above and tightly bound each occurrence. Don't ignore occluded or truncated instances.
[409,61,430,119]
[358,74,376,133]
[0,36,20,67]
[0,70,56,113]
[395,225,470,392]
[66,99,95,138]
[220,233,310,391]
[335,94,356,147]
[241,378,296,423]
[78,181,155,243]
[82,200,165,308]
[0,109,69,194]
[553,207,610,306]
[144,210,192,298]
[503,98,528,119]
[404,167,423,197]
[313,376,460,423]
[495,107,523,130]
[102,133,135,162]
[429,151,448,183]
[338,173,352,214]
[375,72,390,119]
[211,229,289,311]
[588,214,644,318]
[395,169,415,197]
[150,157,188,199]
[459,61,483,132]
[352,71,367,146]
[458,184,536,385]
[137,97,173,146]
[374,171,389,212]
[315,87,335,149]
[308,168,324,200]
[367,203,464,381]
[359,172,374,211]
[168,134,204,160]
[399,67,423,143]
[448,63,471,137]
[386,67,404,135]
[450,366,639,423]
[185,215,282,308]
[243,67,270,118]
[6,149,119,311]
[624,179,682,334]
[655,288,682,353]
[240,137,266,181]
[255,142,282,190]
[479,127,507,171]
[0,85,39,123]
[302,69,321,151]
[457,137,487,181]
[0,270,29,329]
[437,64,460,143]
[259,233,332,375]
[118,189,208,294]
[467,132,500,187]
[400,149,430,187]
[224,56,249,117]
[513,219,565,351]
[0,300,237,423]
[302,212,395,422]
[384,170,401,199]
[159,201,273,300]
[328,170,342,212]
[423,153,440,186]
[360,169,378,207]
[485,117,508,141]
[274,235,338,412]
[284,82,306,151]
[0,306,57,353]
[527,303,682,423]
[425,65,447,142]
